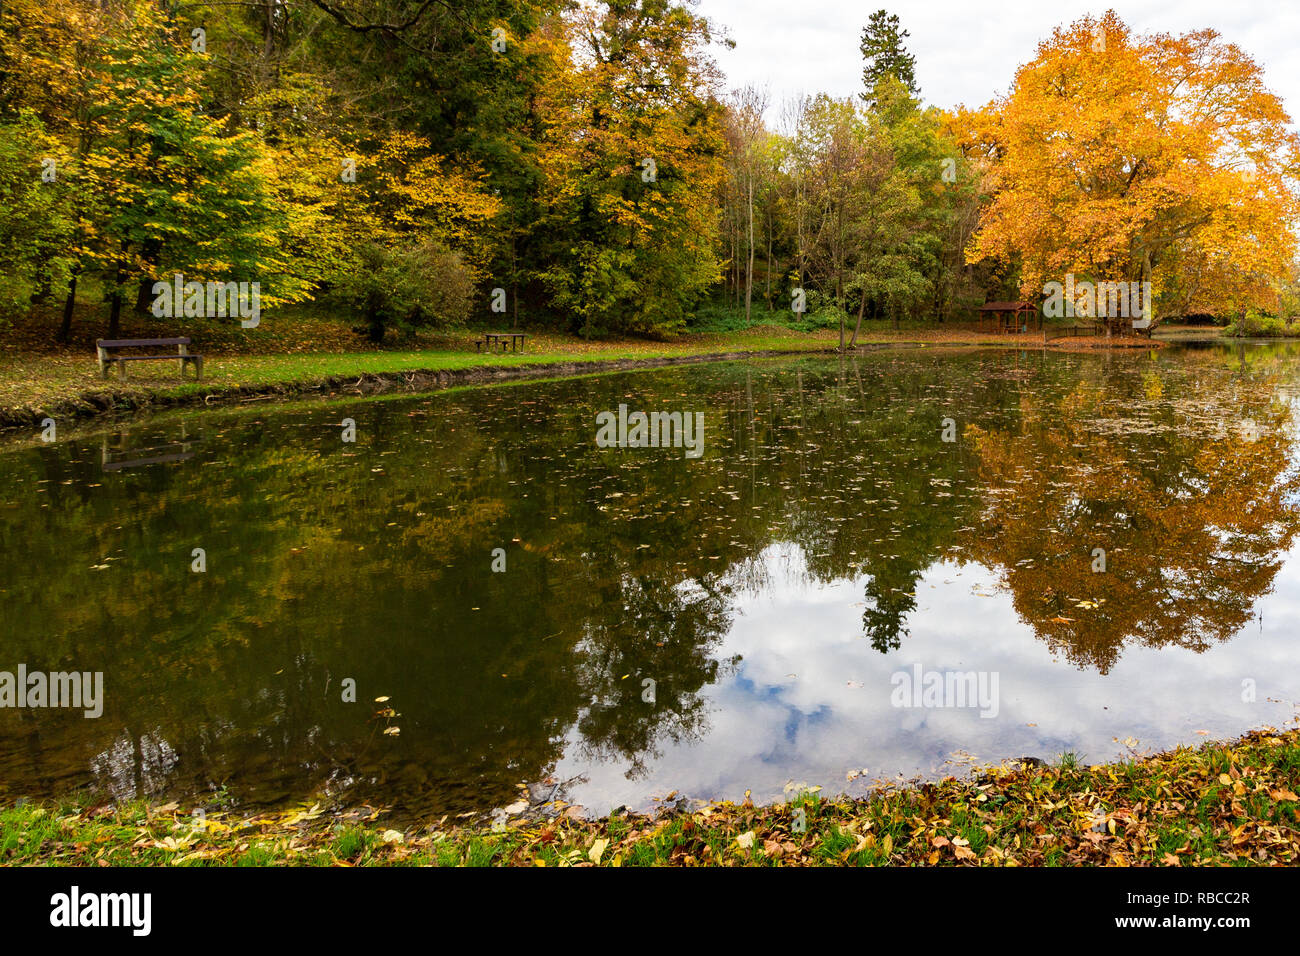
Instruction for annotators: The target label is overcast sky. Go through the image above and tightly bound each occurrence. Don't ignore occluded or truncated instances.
[697,0,1300,124]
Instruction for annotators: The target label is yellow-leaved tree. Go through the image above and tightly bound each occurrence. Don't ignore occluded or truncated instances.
[966,11,1300,329]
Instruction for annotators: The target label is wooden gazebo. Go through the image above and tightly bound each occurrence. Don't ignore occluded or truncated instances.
[978,301,1041,334]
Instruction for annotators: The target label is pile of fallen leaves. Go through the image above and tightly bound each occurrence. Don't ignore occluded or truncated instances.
[1,727,1295,866]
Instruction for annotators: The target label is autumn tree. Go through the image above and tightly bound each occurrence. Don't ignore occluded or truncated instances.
[967,11,1300,331]
[723,87,769,323]
[531,0,726,337]
[0,112,76,319]
[801,95,872,344]
[326,132,501,340]
[0,0,298,339]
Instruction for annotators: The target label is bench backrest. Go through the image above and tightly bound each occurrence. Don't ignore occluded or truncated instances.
[97,338,191,348]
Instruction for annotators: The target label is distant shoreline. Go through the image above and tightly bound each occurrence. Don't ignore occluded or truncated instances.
[0,328,1180,435]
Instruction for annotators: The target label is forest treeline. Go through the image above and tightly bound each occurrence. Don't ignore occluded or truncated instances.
[1,2,1297,343]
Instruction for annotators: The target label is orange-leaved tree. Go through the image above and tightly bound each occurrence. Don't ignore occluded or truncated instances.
[965,11,1300,329]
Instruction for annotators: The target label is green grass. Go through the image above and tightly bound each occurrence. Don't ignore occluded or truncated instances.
[0,313,1179,432]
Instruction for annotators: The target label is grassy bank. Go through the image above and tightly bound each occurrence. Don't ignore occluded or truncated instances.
[2,728,1295,866]
[0,321,1169,433]
[0,326,832,427]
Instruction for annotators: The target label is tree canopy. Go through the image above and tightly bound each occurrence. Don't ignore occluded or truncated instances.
[1,4,1295,342]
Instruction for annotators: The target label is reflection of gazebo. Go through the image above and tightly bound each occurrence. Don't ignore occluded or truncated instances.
[978,301,1041,334]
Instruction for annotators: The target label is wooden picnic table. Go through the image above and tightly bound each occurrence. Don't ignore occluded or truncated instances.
[478,331,527,353]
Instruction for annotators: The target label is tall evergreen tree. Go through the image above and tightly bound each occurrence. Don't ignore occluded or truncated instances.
[859,10,918,108]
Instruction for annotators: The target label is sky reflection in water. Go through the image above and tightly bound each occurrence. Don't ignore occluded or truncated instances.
[1,342,1298,818]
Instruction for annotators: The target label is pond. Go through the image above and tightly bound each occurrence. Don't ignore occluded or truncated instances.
[2,342,1299,821]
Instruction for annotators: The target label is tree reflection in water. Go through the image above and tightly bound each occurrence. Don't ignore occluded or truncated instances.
[0,346,1297,815]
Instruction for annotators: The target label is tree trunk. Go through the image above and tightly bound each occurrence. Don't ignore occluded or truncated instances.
[135,277,156,313]
[56,274,78,344]
[135,238,161,311]
[511,229,519,330]
[849,287,867,348]
[765,207,772,309]
[730,219,737,306]
[107,244,128,339]
[744,173,754,323]
[107,289,123,340]
[838,283,845,351]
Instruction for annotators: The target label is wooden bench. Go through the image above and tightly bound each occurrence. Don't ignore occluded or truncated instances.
[96,338,203,380]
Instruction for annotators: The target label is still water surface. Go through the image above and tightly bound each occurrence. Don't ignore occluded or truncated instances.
[1,343,1298,818]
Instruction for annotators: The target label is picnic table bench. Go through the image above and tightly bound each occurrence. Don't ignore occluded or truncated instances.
[96,338,203,380]
[474,331,527,353]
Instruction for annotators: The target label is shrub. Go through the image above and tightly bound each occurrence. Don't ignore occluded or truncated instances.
[798,303,850,332]
[1223,310,1298,338]
[332,240,474,343]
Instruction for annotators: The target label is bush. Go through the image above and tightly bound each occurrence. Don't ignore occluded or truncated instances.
[332,240,474,343]
[798,303,850,332]
[1223,310,1299,338]
[686,301,804,333]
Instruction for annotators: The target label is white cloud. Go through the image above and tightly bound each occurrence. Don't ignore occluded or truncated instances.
[556,547,1300,815]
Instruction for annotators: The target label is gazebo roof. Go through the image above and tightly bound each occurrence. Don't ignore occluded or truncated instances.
[979,301,1036,311]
